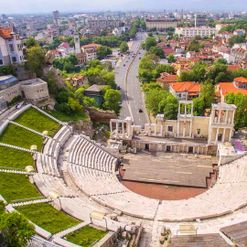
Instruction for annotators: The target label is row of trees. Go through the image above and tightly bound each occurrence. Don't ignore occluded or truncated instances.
[138,53,174,83]
[179,60,247,84]
[142,82,178,119]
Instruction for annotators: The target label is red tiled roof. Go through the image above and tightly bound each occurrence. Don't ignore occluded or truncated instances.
[218,82,247,96]
[228,64,241,71]
[81,43,99,49]
[0,27,12,39]
[234,77,247,83]
[170,81,201,95]
[158,73,178,83]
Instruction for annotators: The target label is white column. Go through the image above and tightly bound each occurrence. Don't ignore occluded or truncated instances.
[189,120,192,138]
[222,128,226,143]
[183,122,186,138]
[218,110,221,124]
[225,110,229,124]
[160,125,163,137]
[177,121,180,138]
[215,128,219,144]
[231,110,235,125]
[116,121,119,136]
[110,120,113,133]
[229,129,233,142]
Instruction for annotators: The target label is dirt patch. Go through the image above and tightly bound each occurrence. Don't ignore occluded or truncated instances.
[122,181,206,200]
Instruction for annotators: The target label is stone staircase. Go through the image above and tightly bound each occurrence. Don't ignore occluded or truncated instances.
[0,168,35,175]
[9,121,50,139]
[52,221,89,239]
[0,142,39,153]
[11,198,53,207]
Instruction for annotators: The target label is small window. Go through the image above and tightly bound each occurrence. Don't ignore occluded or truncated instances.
[168,126,173,132]
[197,129,201,135]
[0,59,3,65]
[12,57,17,63]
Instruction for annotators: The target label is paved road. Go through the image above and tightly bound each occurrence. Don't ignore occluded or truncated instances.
[115,32,149,127]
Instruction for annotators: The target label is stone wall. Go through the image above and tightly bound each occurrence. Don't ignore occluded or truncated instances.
[87,108,117,124]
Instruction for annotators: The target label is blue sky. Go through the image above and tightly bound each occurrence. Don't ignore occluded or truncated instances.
[0,0,246,14]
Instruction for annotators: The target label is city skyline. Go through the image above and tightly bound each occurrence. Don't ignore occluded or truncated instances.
[1,0,247,14]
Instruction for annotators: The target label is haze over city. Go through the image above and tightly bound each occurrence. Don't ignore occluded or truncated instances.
[1,0,247,14]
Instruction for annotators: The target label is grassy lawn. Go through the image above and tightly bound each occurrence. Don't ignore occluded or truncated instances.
[17,203,80,234]
[0,173,41,202]
[0,124,43,151]
[46,109,88,122]
[0,146,34,170]
[65,225,107,247]
[15,108,61,137]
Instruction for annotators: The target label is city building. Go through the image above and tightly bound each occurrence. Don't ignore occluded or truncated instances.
[52,10,60,26]
[145,19,178,31]
[217,77,247,102]
[157,72,178,88]
[194,14,207,27]
[175,26,216,38]
[81,43,99,61]
[88,18,121,32]
[0,26,24,66]
[84,84,103,106]
[169,81,201,100]
[0,75,49,110]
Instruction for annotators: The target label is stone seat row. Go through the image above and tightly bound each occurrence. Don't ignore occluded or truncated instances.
[36,153,60,177]
[68,135,116,173]
[53,125,73,147]
[67,164,127,196]
[157,155,247,221]
[33,173,77,198]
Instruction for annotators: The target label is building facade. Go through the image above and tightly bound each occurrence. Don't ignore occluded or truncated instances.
[0,76,49,109]
[0,27,24,66]
[175,26,216,38]
[146,19,178,31]
[110,101,236,147]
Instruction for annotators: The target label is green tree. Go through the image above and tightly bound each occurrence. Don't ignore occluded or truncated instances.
[225,93,247,129]
[68,97,83,112]
[143,37,157,51]
[229,35,246,47]
[24,37,38,48]
[103,89,121,113]
[167,54,176,63]
[145,88,167,116]
[193,81,215,116]
[119,41,129,53]
[187,39,204,52]
[159,94,178,120]
[96,46,112,60]
[149,46,164,58]
[0,65,15,76]
[26,46,45,77]
[0,212,35,247]
[45,70,58,95]
[142,82,162,93]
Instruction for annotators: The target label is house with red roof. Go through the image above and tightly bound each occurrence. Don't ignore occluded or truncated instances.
[57,42,74,57]
[81,43,100,61]
[0,26,24,66]
[169,81,201,100]
[217,77,247,102]
[157,72,178,88]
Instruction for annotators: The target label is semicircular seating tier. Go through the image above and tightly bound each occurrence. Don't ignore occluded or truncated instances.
[64,134,247,221]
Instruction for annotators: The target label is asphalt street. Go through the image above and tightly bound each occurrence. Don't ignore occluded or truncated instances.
[115,32,149,127]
